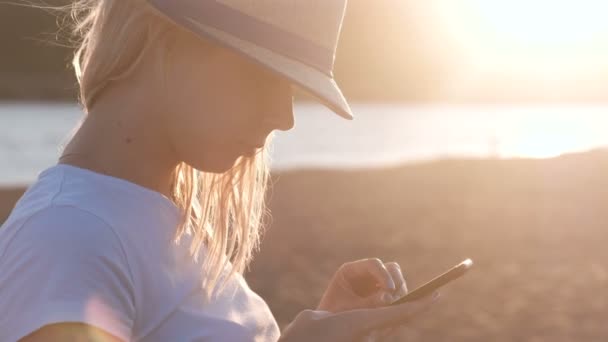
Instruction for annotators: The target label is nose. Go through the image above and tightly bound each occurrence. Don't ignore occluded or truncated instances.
[267,102,294,131]
[262,84,295,132]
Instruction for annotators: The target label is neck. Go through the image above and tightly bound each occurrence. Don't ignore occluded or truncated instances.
[60,91,179,200]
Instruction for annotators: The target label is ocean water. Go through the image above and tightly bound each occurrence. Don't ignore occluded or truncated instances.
[1,102,608,185]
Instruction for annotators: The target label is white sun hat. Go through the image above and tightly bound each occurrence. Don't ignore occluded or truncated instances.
[147,0,354,120]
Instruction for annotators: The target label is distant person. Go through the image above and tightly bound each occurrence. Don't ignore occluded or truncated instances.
[0,0,438,341]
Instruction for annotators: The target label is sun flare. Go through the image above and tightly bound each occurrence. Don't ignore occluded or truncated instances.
[495,109,607,159]
[465,0,608,48]
[432,0,608,74]
[423,1,608,159]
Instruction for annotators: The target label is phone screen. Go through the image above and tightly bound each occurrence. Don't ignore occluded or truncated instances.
[390,258,473,306]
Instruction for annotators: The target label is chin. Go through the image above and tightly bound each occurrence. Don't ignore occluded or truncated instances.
[189,156,240,174]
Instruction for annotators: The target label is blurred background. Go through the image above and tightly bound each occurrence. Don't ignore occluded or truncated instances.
[2,1,608,341]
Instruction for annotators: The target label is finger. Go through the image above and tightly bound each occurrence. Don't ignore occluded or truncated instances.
[340,291,440,335]
[344,258,396,291]
[384,262,407,298]
[369,263,406,307]
[370,290,395,307]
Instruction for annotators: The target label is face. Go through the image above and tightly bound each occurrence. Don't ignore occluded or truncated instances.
[161,31,294,173]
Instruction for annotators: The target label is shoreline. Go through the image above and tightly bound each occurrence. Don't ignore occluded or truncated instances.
[2,150,607,223]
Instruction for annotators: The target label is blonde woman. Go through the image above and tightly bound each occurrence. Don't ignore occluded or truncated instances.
[0,1,439,341]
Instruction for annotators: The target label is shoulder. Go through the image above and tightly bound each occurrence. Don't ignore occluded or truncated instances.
[2,204,128,263]
[0,205,136,342]
[0,204,135,295]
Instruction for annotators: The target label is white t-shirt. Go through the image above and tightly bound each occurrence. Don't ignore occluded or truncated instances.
[0,164,281,341]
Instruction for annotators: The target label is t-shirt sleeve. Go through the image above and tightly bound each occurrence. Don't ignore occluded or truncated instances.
[0,206,136,342]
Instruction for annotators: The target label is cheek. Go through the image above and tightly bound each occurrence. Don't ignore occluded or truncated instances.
[170,70,249,138]
[167,113,243,172]
[165,94,248,171]
[163,63,257,170]
[165,74,222,141]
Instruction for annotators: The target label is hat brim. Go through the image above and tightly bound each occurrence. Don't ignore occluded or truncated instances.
[174,20,354,120]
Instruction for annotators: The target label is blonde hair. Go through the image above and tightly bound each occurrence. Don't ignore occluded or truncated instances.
[51,0,271,300]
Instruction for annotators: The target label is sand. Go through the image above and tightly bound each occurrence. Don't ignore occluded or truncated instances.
[2,151,608,341]
[0,187,24,224]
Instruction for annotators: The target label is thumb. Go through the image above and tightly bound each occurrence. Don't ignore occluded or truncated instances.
[361,290,395,308]
[341,291,440,336]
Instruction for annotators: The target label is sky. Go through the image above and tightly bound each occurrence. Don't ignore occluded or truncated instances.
[333,0,608,102]
[3,0,608,103]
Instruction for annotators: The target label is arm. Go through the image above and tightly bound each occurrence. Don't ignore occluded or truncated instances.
[20,323,124,342]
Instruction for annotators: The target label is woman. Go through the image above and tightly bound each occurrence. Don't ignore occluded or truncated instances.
[0,0,439,341]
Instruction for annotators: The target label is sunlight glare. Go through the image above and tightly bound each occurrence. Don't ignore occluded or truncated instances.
[497,110,607,159]
[469,0,608,48]
[433,0,608,73]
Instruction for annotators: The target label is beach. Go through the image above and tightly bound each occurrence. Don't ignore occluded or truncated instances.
[0,187,24,226]
[2,152,608,341]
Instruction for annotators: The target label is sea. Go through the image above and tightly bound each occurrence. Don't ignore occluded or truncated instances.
[2,102,608,185]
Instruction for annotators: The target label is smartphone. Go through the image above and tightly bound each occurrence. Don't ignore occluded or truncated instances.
[390,258,473,305]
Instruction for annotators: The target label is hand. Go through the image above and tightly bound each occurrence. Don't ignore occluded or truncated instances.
[317,258,409,313]
[279,292,439,342]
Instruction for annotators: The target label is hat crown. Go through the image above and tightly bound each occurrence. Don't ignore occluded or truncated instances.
[217,0,347,51]
[147,0,354,119]
[149,0,347,75]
